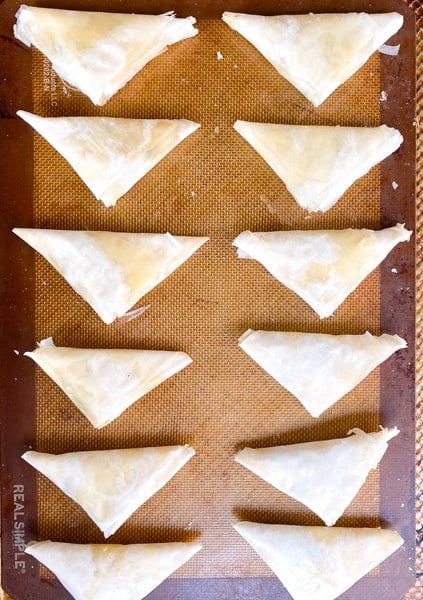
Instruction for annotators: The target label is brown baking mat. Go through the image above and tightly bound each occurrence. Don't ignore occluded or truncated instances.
[0,0,416,599]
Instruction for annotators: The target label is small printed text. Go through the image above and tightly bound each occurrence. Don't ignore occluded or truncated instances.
[12,484,26,574]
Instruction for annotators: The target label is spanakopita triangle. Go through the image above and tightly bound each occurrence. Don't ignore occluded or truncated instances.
[233,122,403,212]
[13,228,208,324]
[25,540,202,600]
[238,330,406,416]
[233,522,403,600]
[233,224,411,318]
[17,111,200,207]
[23,445,195,537]
[222,12,403,106]
[236,427,399,525]
[25,339,192,428]
[14,6,198,106]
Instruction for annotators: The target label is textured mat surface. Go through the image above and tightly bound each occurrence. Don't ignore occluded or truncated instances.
[0,0,421,598]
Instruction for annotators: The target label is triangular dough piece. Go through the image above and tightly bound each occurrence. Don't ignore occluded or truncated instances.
[14,6,198,106]
[233,122,403,212]
[238,330,406,416]
[233,522,403,600]
[236,427,399,525]
[25,540,201,600]
[25,339,192,428]
[233,225,411,318]
[222,12,403,106]
[22,445,195,537]
[13,228,208,324]
[17,111,200,207]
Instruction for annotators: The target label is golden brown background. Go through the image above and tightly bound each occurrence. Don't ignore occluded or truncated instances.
[0,0,421,597]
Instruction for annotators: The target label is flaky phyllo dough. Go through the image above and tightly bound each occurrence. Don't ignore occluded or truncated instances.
[236,427,399,525]
[17,111,200,206]
[25,338,192,428]
[222,12,403,106]
[233,122,403,212]
[233,225,411,318]
[25,540,201,600]
[23,445,195,537]
[13,228,208,324]
[233,522,403,600]
[14,6,198,105]
[238,330,406,416]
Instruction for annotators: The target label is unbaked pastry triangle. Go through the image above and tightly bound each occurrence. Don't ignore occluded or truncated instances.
[233,121,403,212]
[238,330,406,416]
[222,12,403,106]
[233,224,411,318]
[14,6,198,106]
[13,228,208,324]
[25,339,192,428]
[233,522,403,600]
[236,427,399,525]
[23,445,195,537]
[17,111,200,207]
[25,539,202,600]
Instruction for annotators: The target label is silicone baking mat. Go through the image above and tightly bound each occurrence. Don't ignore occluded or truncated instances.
[0,0,416,598]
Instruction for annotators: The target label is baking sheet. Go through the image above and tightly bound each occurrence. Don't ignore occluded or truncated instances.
[0,0,416,598]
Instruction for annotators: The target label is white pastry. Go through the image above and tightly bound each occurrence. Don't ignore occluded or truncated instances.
[222,12,403,106]
[236,427,399,525]
[25,339,192,428]
[17,111,200,206]
[25,540,201,600]
[14,6,198,105]
[233,225,411,318]
[238,330,406,416]
[23,445,195,537]
[233,122,403,212]
[13,228,208,324]
[233,521,403,600]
